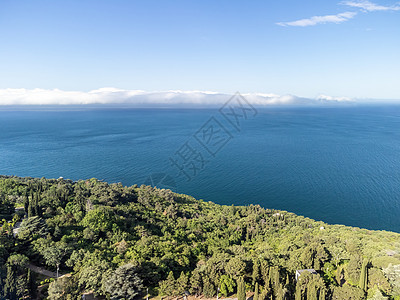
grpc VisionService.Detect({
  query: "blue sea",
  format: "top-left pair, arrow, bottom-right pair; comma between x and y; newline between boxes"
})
1,105 -> 400,232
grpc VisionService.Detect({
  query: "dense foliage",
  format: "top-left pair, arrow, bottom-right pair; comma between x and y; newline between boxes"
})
1,175 -> 400,299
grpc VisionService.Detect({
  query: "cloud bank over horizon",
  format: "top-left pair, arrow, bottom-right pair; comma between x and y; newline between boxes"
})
0,88 -> 357,107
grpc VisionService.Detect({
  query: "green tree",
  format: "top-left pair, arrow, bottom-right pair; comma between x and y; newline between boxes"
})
259,288 -> 269,300
54,225 -> 62,239
27,200 -> 33,218
66,249 -> 111,296
4,254 -> 29,300
367,287 -> 389,300
189,268 -> 203,296
27,268 -> 37,299
81,206 -> 116,233
254,282 -> 259,300
295,283 -> 302,300
0,193 -> 13,220
48,278 -> 65,300
176,271 -> 189,294
48,276 -> 77,300
319,287 -> 326,300
41,242 -> 69,278
306,281 -> 317,300
359,258 -> 368,292
260,261 -> 270,288
368,268 -> 391,294
17,216 -> 48,241
330,245 -> 347,268
219,275 -> 236,297
346,254 -> 362,285
203,276 -> 215,298
226,257 -> 246,280
252,259 -> 260,285
4,264 -> 16,300
332,285 -> 365,299
104,263 -> 143,300
159,271 -> 176,297
300,246 -> 315,269
269,266 -> 280,291
237,276 -> 246,300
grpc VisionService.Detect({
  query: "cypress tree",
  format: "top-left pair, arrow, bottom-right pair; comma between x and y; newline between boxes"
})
295,284 -> 302,300
27,200 -> 33,218
306,282 -> 317,300
4,265 -> 16,300
359,258 -> 368,292
16,275 -> 28,300
271,266 -> 280,291
276,284 -> 285,300
254,282 -> 259,300
176,271 -> 188,294
29,190 -> 34,212
160,271 -> 176,297
27,268 -> 37,298
261,263 -> 270,287
319,287 -> 326,300
237,276 -> 246,300
23,194 -> 29,215
263,281 -> 272,300
335,266 -> 342,285
34,193 -> 39,217
252,259 -> 260,285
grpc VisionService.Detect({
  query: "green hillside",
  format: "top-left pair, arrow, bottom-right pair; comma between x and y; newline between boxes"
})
1,175 -> 400,299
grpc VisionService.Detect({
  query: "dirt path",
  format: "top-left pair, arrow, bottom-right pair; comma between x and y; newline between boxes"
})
27,263 -> 69,278
28,263 -> 58,278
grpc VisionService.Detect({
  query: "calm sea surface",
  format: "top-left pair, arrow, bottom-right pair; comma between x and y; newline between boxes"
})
1,106 -> 400,232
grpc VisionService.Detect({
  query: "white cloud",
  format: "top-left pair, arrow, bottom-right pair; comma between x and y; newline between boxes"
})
0,88 -> 354,107
316,94 -> 352,102
342,0 -> 400,11
277,1 -> 400,27
277,11 -> 357,27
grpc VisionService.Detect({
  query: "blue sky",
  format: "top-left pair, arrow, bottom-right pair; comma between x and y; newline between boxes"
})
0,0 -> 399,102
